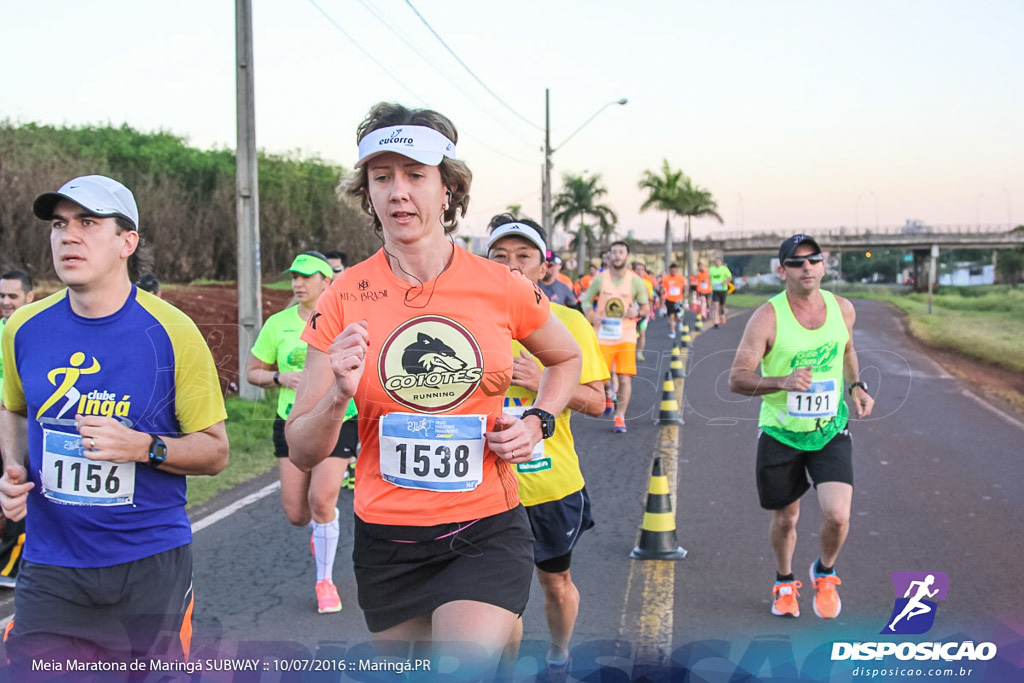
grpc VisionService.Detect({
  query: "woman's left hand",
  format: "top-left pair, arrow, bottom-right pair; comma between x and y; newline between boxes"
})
485,412 -> 538,464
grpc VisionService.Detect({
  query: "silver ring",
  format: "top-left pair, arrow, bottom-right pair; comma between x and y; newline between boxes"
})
511,450 -> 516,459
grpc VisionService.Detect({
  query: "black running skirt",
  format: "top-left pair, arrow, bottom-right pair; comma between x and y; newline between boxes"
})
353,505 -> 534,633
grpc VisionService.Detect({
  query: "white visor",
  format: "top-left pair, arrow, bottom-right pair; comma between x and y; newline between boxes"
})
356,125 -> 457,168
486,223 -> 547,255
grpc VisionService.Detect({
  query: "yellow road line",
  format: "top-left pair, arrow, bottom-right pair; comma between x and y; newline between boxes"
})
619,423 -> 681,663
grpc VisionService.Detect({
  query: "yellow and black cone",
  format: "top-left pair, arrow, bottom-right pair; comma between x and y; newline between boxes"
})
630,456 -> 688,560
694,315 -> 704,332
657,372 -> 684,425
669,346 -> 685,379
680,325 -> 693,348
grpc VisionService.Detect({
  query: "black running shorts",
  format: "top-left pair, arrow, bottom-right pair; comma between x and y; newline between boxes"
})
6,544 -> 194,674
756,429 -> 853,510
274,415 -> 355,459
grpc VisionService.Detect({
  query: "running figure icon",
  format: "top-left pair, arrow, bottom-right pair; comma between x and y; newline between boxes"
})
888,574 -> 939,631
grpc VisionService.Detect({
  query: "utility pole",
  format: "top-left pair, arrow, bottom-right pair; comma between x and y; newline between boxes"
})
542,88 -> 553,247
236,0 -> 263,401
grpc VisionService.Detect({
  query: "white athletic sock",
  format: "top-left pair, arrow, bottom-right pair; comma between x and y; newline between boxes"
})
312,508 -> 340,584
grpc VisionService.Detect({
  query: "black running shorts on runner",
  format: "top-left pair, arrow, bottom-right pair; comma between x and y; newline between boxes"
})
756,429 -> 854,510
274,415 -> 355,459
665,300 -> 683,317
526,487 -> 594,570
353,505 -> 534,633
712,290 -> 728,305
6,544 -> 194,674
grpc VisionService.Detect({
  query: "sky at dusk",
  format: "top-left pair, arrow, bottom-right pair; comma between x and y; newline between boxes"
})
2,0 -> 1021,245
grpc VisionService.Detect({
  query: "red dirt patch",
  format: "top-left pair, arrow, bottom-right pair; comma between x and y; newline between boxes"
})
162,284 -> 294,394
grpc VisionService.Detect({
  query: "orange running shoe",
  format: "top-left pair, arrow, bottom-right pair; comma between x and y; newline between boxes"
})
810,562 -> 842,618
613,416 -> 627,433
316,580 -> 342,613
771,580 -> 802,617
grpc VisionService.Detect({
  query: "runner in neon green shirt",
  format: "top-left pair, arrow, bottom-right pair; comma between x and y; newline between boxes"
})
247,251 -> 356,614
709,256 -> 733,327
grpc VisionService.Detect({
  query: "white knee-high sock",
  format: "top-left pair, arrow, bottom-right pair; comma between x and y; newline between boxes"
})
312,508 -> 340,584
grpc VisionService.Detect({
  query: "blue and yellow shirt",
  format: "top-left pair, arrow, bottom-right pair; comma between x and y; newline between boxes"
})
0,286 -> 227,568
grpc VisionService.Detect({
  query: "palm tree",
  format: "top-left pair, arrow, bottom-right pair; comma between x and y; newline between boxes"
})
553,173 -> 617,276
639,159 -> 687,272
639,160 -> 723,276
678,184 -> 724,276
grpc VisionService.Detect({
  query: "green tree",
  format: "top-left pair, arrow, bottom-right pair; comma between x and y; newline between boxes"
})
638,159 -> 687,272
678,182 -> 723,276
639,160 -> 722,275
553,173 -> 617,276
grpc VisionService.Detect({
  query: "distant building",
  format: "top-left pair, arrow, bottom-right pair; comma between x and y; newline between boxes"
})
939,264 -> 995,286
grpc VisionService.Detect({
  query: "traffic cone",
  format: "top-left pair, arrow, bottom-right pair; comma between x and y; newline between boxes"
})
630,456 -> 687,560
680,325 -> 693,348
669,346 -> 685,379
657,372 -> 683,425
694,314 -> 704,332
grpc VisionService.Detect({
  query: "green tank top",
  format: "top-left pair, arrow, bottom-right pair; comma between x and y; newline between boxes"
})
759,290 -> 849,450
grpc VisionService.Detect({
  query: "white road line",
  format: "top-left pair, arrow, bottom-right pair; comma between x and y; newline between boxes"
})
191,480 -> 281,534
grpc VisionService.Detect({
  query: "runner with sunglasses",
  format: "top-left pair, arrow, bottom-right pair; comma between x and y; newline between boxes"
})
729,234 -> 874,620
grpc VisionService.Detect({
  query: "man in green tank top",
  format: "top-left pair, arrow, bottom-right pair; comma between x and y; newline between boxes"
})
729,235 -> 874,620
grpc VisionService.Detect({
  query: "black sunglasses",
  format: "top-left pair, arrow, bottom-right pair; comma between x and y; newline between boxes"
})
783,254 -> 825,268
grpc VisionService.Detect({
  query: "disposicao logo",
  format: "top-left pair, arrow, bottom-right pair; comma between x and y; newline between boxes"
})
830,570 -> 998,663
882,570 -> 948,635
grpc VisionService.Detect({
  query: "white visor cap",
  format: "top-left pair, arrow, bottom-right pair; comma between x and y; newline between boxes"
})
486,223 -> 547,255
356,125 -> 456,168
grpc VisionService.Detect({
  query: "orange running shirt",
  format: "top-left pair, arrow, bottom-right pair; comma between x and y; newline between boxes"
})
694,270 -> 712,295
660,273 -> 687,302
301,248 -> 550,526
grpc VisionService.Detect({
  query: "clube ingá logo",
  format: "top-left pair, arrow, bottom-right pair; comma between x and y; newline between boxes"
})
881,570 -> 949,635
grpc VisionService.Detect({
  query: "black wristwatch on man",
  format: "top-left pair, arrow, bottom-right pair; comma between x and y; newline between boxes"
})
848,380 -> 868,396
147,434 -> 168,468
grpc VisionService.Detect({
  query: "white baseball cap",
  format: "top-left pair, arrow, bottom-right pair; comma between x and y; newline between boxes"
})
355,125 -> 456,168
34,175 -> 140,230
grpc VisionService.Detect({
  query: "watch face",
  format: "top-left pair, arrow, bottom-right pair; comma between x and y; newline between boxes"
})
151,438 -> 167,463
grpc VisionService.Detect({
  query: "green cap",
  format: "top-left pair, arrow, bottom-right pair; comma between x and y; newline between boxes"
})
286,253 -> 333,279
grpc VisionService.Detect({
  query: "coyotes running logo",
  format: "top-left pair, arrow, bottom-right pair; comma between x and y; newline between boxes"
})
379,315 -> 483,413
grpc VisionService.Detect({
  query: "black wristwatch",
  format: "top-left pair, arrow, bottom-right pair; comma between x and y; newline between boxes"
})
848,381 -> 868,396
521,408 -> 556,439
147,434 -> 168,468
273,371 -> 281,386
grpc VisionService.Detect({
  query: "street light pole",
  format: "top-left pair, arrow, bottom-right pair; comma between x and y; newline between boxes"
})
542,89 -> 552,245
541,91 -> 627,265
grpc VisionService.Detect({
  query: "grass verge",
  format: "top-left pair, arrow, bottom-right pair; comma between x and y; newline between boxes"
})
186,392 -> 279,508
848,286 -> 1024,373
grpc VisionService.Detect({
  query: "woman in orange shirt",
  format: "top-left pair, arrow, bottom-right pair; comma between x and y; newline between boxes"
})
286,103 -> 581,672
